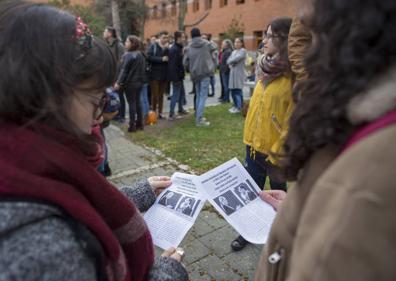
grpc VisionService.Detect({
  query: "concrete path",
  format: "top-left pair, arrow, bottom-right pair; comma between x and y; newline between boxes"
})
105,124 -> 263,281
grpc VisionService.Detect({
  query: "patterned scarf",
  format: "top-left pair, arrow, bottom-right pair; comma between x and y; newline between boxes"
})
0,122 -> 154,281
257,53 -> 288,86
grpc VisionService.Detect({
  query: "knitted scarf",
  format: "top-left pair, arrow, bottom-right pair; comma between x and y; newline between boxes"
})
257,53 -> 288,86
0,122 -> 154,281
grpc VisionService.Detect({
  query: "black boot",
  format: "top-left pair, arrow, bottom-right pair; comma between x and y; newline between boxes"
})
128,123 -> 136,132
103,163 -> 112,177
231,235 -> 249,251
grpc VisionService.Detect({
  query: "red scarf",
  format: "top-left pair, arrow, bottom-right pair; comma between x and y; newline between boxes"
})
342,109 -> 396,153
0,122 -> 154,281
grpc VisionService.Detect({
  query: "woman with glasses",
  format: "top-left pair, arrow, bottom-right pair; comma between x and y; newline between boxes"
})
0,2 -> 188,280
231,17 -> 294,251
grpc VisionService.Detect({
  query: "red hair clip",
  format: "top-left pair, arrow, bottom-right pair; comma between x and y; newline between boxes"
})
75,16 -> 93,50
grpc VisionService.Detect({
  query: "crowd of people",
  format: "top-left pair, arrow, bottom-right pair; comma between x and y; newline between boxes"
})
1,0 -> 396,280
104,25 -> 251,129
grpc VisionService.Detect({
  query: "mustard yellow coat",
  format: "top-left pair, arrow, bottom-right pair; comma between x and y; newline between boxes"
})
243,76 -> 294,165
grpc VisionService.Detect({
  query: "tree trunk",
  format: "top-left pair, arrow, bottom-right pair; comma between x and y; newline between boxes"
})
178,0 -> 187,31
111,0 -> 121,38
139,0 -> 145,37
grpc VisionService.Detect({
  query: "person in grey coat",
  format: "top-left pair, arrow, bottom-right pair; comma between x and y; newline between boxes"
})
0,2 -> 188,281
184,28 -> 217,126
227,37 -> 247,113
0,179 -> 188,281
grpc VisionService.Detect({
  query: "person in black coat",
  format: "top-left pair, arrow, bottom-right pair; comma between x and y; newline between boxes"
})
115,36 -> 146,132
148,31 -> 169,119
219,39 -> 233,103
167,31 -> 187,119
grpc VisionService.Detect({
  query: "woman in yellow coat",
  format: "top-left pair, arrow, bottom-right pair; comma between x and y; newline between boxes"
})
231,17 -> 294,251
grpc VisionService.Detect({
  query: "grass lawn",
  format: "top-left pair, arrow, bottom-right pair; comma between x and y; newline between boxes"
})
126,103 -> 246,174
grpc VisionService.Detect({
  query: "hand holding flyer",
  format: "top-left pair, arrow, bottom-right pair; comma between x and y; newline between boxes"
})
143,158 -> 277,249
195,158 -> 276,244
144,173 -> 206,250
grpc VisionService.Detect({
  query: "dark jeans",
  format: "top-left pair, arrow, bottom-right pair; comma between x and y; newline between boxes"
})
181,82 -> 187,107
125,83 -> 143,128
191,81 -> 196,94
117,89 -> 126,120
220,71 -> 230,102
97,127 -> 108,172
244,145 -> 287,191
169,81 -> 184,115
210,75 -> 215,94
231,88 -> 243,109
219,71 -> 225,99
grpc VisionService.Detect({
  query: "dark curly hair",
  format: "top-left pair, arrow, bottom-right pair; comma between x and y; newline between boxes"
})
126,35 -> 141,51
283,0 -> 396,180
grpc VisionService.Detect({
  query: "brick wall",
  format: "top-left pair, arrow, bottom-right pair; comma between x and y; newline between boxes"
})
69,0 -> 91,5
144,0 -> 298,50
34,0 -> 91,5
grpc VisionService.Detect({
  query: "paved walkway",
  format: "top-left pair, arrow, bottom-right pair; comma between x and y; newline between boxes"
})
105,124 -> 263,281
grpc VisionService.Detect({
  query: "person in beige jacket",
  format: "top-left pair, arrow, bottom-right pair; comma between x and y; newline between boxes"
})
287,17 -> 311,83
255,0 -> 396,280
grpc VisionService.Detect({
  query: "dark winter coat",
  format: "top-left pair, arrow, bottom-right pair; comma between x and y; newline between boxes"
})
116,51 -> 147,87
167,43 -> 185,82
220,47 -> 232,74
148,42 -> 169,81
106,38 -> 125,65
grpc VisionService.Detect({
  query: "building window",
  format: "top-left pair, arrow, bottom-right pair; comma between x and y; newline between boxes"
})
253,30 -> 263,48
171,1 -> 177,16
204,0 -> 212,10
219,0 -> 228,8
236,0 -> 245,4
152,5 -> 158,19
193,0 -> 199,12
161,3 -> 167,18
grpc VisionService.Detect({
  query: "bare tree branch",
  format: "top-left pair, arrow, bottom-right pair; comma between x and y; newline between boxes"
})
183,11 -> 209,30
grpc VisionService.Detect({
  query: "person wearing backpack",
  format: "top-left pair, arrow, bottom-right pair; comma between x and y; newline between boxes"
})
103,26 -> 126,122
183,28 -> 217,127
97,87 -> 120,177
255,0 -> 396,280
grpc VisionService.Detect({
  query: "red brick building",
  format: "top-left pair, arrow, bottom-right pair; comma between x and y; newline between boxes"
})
69,0 -> 91,5
144,0 -> 298,50
35,0 -> 90,4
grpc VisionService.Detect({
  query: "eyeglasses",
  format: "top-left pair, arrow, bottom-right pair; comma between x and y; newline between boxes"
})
263,31 -> 280,40
86,92 -> 109,120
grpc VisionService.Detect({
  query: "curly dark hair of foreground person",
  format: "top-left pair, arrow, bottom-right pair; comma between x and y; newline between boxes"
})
282,0 -> 396,180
